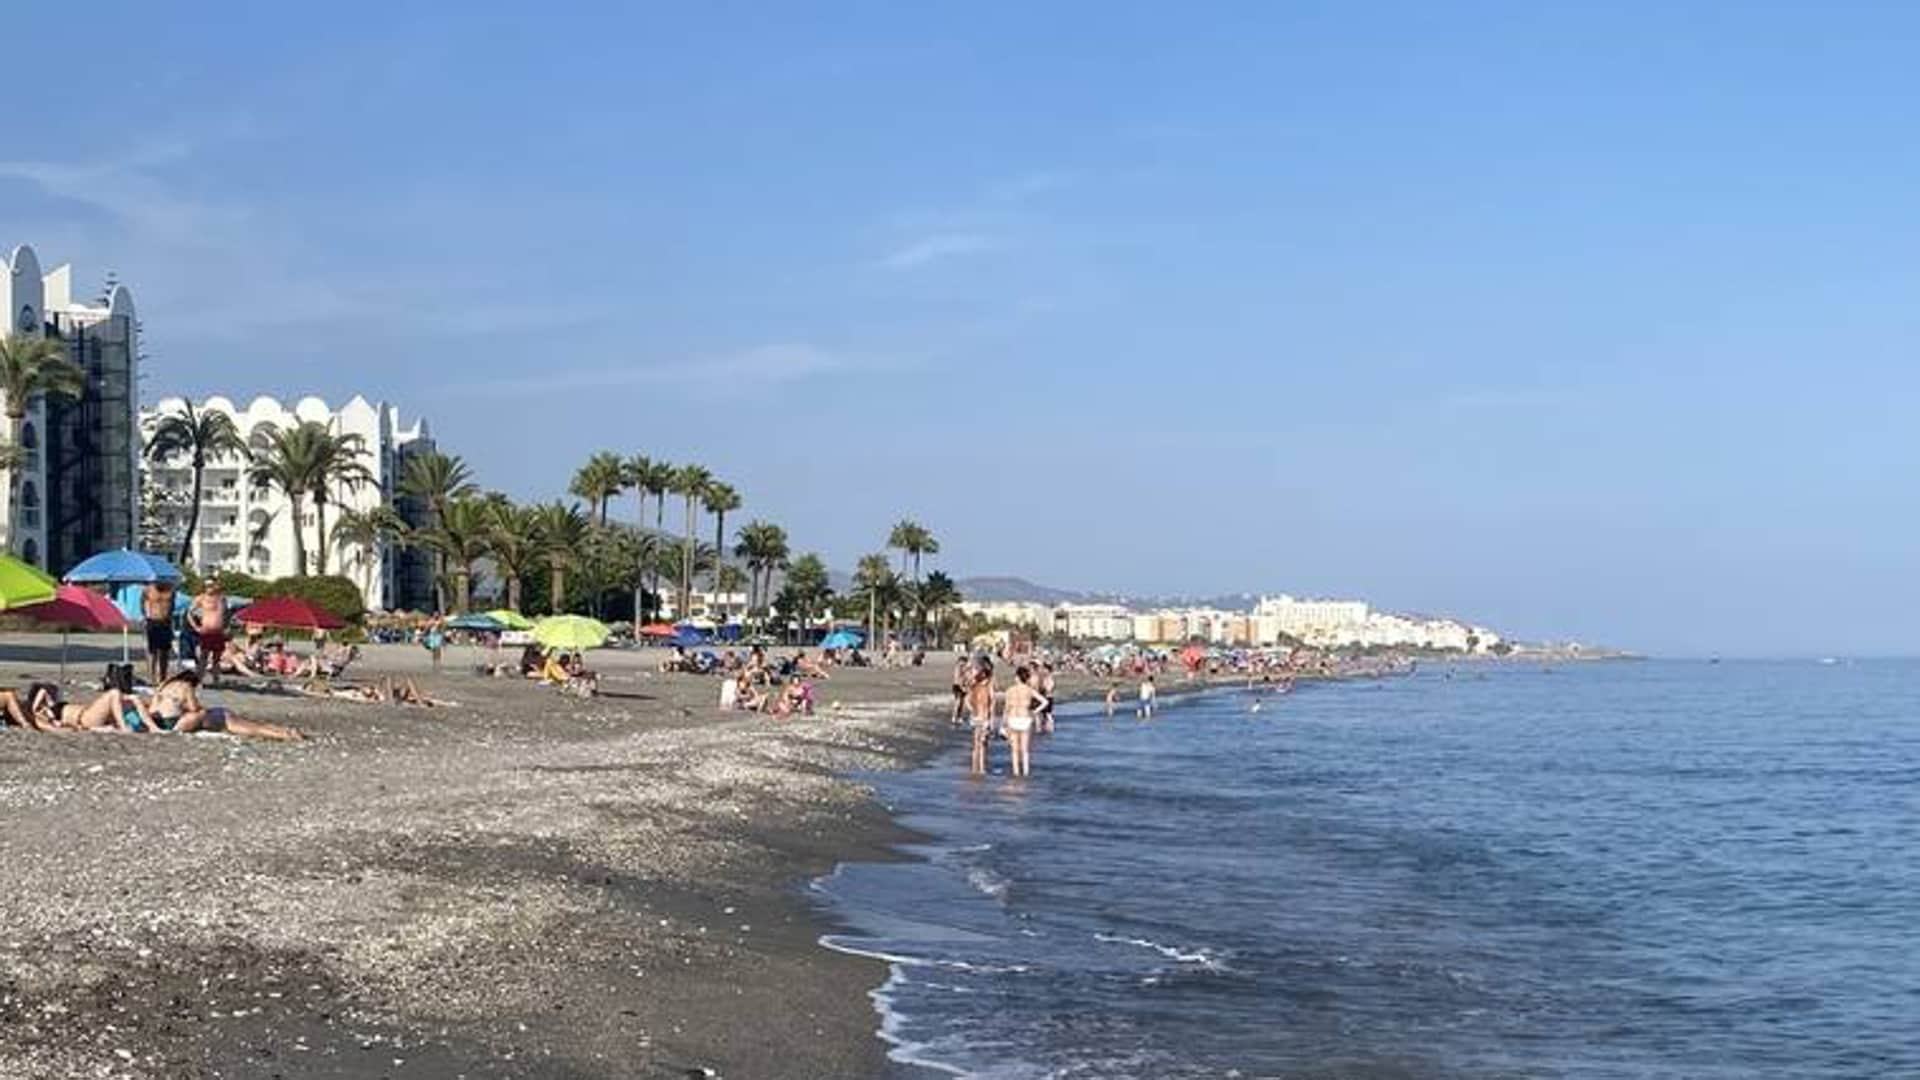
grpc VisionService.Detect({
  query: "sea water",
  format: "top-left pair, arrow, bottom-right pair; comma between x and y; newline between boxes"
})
814,661 -> 1920,1078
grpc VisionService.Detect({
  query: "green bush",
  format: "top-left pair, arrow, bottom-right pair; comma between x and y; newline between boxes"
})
263,575 -> 367,625
210,570 -> 274,598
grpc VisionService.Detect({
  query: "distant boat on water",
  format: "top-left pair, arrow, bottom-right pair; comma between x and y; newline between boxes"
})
1818,657 -> 1840,666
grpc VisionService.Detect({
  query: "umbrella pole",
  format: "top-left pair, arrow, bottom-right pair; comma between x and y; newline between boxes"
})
122,623 -> 131,664
61,628 -> 69,684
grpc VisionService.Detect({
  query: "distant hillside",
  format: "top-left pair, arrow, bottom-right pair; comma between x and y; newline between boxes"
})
956,576 -> 1098,605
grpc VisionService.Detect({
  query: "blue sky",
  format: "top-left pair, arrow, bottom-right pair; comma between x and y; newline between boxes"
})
6,3 -> 1920,655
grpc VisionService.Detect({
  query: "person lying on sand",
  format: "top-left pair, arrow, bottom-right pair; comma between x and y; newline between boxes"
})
23,685 -> 154,732
151,671 -> 304,741
790,651 -> 830,680
318,677 -> 452,707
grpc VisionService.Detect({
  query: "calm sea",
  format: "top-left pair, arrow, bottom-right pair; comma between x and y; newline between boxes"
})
814,660 -> 1920,1078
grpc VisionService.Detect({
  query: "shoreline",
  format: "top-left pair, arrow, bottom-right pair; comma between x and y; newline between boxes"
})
0,636 -> 969,1079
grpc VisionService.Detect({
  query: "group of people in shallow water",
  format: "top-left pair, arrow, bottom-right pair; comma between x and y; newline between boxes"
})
955,654 -> 1059,778
0,669 -> 303,741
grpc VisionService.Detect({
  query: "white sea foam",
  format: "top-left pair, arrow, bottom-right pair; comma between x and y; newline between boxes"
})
1094,933 -> 1230,972
966,866 -> 1012,900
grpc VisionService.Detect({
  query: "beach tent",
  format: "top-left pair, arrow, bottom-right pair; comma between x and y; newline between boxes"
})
17,584 -> 129,682
819,629 -> 863,650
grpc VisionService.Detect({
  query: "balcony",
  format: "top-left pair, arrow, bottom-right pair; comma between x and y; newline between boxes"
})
203,488 -> 242,506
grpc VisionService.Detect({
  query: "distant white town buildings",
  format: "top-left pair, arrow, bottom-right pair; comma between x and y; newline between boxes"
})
958,592 -> 1501,653
140,395 -> 436,610
0,244 -> 139,571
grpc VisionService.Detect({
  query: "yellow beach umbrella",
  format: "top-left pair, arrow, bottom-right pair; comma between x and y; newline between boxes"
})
533,615 -> 610,651
0,555 -> 58,611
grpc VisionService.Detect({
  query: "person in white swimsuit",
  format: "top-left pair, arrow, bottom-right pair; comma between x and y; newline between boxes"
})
1001,665 -> 1048,778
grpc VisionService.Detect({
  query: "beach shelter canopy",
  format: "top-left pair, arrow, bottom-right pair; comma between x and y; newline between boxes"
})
484,609 -> 535,630
235,596 -> 345,631
819,629 -> 863,650
63,548 -> 182,585
533,615 -> 611,651
0,554 -> 58,611
18,584 -> 130,630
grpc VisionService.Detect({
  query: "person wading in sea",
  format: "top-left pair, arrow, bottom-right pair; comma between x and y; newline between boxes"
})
967,655 -> 996,776
1002,665 -> 1048,778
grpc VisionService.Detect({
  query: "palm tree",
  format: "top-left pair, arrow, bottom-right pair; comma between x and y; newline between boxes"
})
638,458 -> 675,605
776,553 -> 833,642
144,401 -> 248,567
569,451 -> 626,527
622,454 -> 653,528
400,450 -> 475,611
486,500 -> 543,612
916,570 -> 962,647
854,553 -> 898,649
703,481 -> 741,598
247,422 -> 330,575
531,502 -> 586,614
331,505 -> 406,604
671,464 -> 713,619
307,428 -> 374,576
423,496 -> 493,612
887,520 -> 940,633
733,520 -> 789,617
0,333 -> 85,554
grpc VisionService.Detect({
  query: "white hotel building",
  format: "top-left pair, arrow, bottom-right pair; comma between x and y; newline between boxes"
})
140,395 -> 435,609
1,244 -> 140,571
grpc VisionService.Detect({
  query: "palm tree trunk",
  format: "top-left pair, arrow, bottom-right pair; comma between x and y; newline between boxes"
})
508,575 -> 522,612
288,494 -> 308,577
712,512 -> 726,597
180,455 -> 205,566
2,412 -> 17,556
550,564 -> 565,613
456,566 -> 472,613
681,495 -> 695,620
313,495 -> 329,576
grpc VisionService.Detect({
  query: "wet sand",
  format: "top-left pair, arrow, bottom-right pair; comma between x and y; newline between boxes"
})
0,635 -> 977,1079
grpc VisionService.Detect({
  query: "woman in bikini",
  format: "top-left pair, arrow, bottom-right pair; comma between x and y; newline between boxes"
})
151,670 -> 305,741
1000,665 -> 1048,778
24,685 -> 154,732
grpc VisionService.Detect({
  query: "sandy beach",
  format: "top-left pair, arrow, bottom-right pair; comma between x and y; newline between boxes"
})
0,635 -> 980,1079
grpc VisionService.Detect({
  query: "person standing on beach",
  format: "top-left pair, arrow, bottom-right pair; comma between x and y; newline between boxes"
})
424,614 -> 446,673
189,581 -> 228,686
142,581 -> 176,684
950,653 -> 971,727
1138,674 -> 1156,719
967,655 -> 996,776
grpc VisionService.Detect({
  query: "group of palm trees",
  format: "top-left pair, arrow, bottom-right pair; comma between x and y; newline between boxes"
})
136,412 -> 963,633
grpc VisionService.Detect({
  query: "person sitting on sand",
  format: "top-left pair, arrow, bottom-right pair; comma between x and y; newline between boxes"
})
792,651 -> 830,680
768,678 -> 808,720
297,642 -> 358,680
150,671 -> 304,741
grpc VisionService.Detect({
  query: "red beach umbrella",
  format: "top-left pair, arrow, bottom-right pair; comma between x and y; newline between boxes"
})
235,596 -> 345,632
639,622 -> 676,637
17,584 -> 132,682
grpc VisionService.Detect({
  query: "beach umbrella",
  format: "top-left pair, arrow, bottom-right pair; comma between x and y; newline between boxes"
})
669,626 -> 708,648
447,612 -> 506,632
64,549 -> 183,661
639,622 -> 676,638
484,609 -> 534,630
17,583 -> 130,681
533,615 -> 610,651
235,596 -> 345,632
0,554 -> 58,611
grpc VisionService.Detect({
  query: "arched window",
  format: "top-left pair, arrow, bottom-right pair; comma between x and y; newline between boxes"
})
20,537 -> 38,566
20,480 -> 39,508
18,422 -> 36,449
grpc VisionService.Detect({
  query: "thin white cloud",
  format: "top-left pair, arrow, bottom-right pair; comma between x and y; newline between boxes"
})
876,232 -> 1000,271
444,343 -> 867,397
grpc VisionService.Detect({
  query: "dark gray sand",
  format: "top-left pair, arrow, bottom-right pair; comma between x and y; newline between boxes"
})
0,637 -> 988,1079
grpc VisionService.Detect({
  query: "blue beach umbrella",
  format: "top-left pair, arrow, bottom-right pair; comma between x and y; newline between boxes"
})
670,625 -> 708,648
446,612 -> 506,632
67,550 -> 183,661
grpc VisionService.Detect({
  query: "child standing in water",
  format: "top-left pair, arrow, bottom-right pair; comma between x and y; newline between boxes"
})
1138,674 -> 1156,719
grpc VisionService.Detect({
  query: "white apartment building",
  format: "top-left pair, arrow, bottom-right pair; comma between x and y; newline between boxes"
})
956,600 -> 1053,629
1,244 -> 139,571
1056,603 -> 1135,642
1253,595 -> 1372,639
140,395 -> 434,609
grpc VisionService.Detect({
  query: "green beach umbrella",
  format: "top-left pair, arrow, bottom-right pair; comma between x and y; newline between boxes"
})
486,608 -> 535,631
533,615 -> 610,651
0,555 -> 58,611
